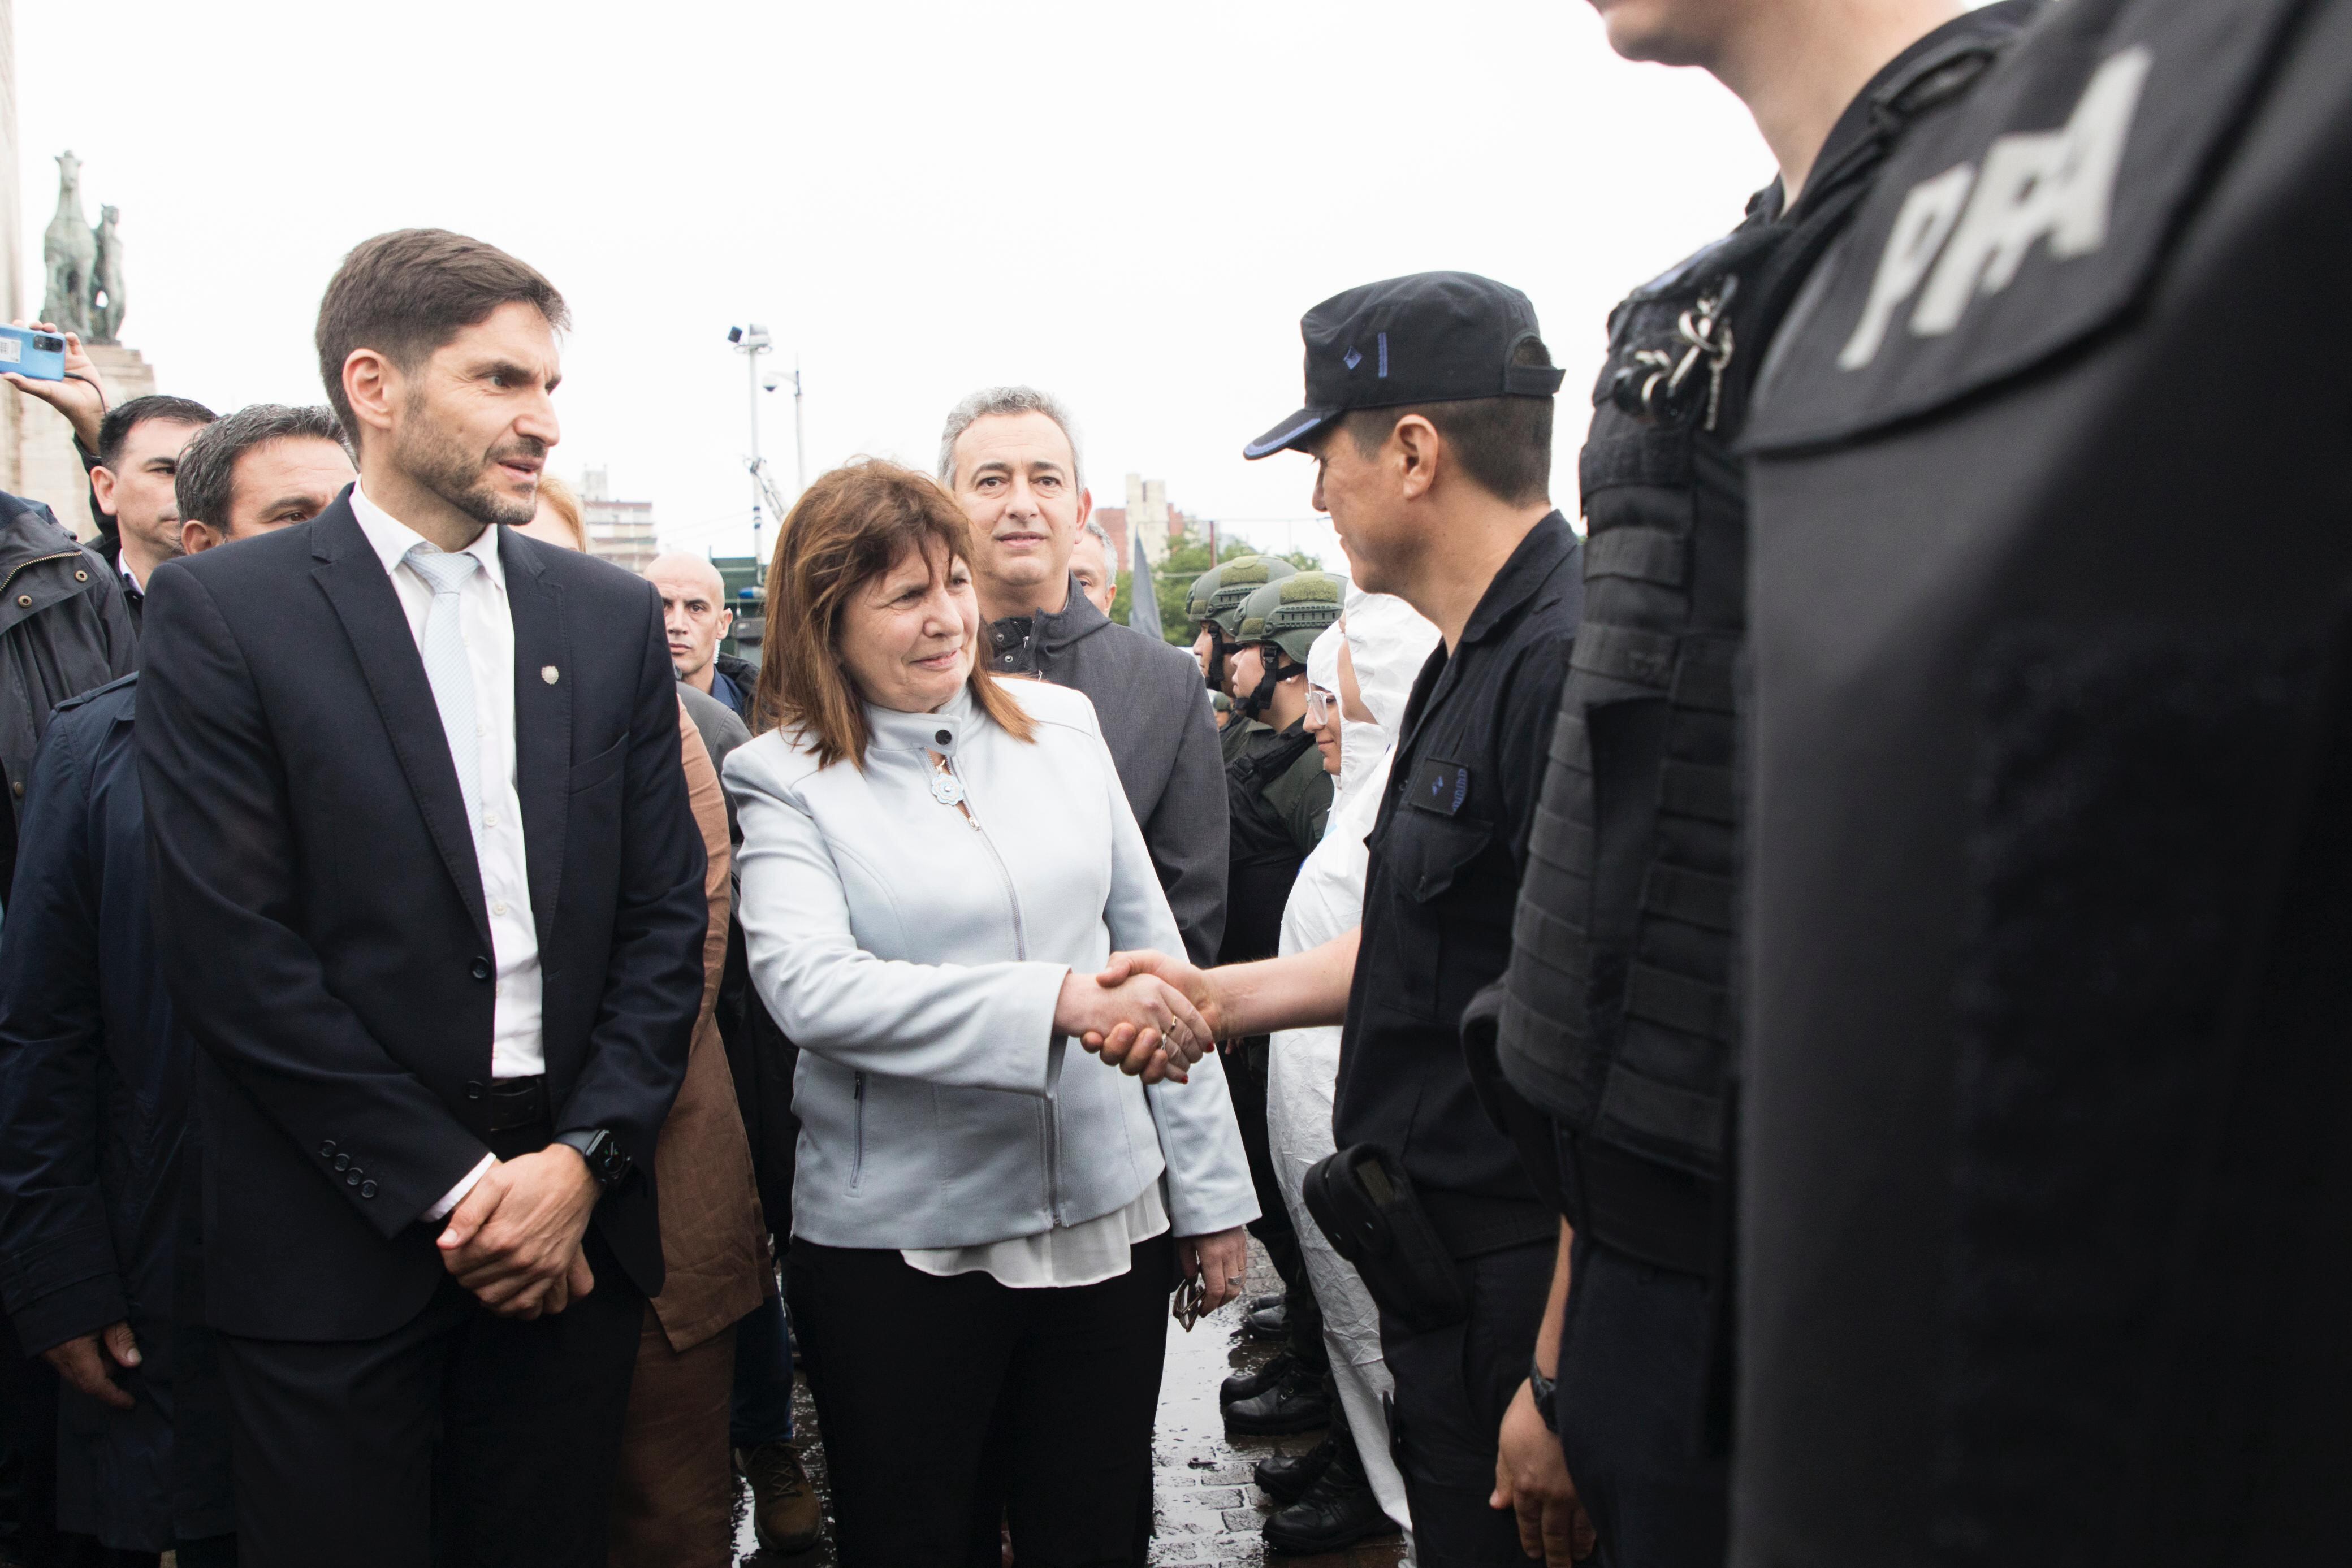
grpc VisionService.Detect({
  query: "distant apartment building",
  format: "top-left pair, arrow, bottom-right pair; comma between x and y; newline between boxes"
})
578,467 -> 659,576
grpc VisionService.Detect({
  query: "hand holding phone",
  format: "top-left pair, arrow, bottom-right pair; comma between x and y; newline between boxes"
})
0,323 -> 106,451
0,326 -> 69,381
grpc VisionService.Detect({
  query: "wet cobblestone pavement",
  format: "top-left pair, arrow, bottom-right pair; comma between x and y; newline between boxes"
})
730,1242 -> 1408,1567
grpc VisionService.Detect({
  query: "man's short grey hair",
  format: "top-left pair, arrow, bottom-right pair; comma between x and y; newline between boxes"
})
1081,518 -> 1112,550
937,385 -> 1083,490
175,404 -> 351,533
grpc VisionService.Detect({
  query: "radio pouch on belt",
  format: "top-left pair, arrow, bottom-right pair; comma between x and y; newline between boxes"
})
1302,1143 -> 1470,1332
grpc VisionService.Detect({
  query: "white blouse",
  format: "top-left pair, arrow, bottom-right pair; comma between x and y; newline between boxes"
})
902,1180 -> 1171,1289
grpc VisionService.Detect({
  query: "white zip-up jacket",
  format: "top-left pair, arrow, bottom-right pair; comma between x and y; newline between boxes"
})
723,678 -> 1256,1251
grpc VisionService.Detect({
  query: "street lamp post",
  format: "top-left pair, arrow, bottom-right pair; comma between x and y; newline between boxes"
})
792,356 -> 806,495
727,323 -> 773,569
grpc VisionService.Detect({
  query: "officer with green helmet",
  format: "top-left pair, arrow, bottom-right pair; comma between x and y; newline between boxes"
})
1214,568 -> 1346,1438
1184,561 -> 1228,690
1223,569 -> 1344,959
1198,556 -> 1298,759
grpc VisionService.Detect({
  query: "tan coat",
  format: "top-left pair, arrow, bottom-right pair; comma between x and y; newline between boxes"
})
647,699 -> 769,1352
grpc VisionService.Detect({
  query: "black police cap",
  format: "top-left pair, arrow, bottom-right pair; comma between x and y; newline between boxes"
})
1243,271 -> 1566,460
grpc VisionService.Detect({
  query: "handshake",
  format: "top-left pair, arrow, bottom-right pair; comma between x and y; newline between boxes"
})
1054,951 -> 1222,1086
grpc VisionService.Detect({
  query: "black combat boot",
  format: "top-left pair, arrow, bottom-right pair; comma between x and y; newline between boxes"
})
1251,1435 -> 1334,1505
1220,1348 -> 1294,1407
1222,1356 -> 1331,1435
1242,1293 -> 1287,1342
1262,1439 -> 1398,1554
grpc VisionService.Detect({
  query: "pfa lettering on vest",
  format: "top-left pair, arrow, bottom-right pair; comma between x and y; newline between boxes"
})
1840,47 -> 2153,370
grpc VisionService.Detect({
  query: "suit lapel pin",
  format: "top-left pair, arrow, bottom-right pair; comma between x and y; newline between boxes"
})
541,665 -> 560,685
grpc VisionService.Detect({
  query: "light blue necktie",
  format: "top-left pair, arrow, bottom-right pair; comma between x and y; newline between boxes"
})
404,543 -> 484,832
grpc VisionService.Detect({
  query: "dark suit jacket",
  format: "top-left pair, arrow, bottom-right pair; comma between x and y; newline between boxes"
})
136,493 -> 707,1341
0,674 -> 231,1549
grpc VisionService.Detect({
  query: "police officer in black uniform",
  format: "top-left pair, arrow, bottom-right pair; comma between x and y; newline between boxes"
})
1091,271 -> 1583,1566
1729,0 -> 2352,1562
1216,571 -> 1342,1437
1482,1 -> 2035,1562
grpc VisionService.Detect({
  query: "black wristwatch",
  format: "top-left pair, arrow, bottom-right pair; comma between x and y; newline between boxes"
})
554,1129 -> 633,1192
1529,1357 -> 1559,1434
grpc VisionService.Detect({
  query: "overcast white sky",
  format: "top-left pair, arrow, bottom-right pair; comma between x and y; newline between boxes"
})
18,0 -> 1767,568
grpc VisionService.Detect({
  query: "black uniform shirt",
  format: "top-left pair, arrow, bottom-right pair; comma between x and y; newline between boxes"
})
1334,512 -> 1584,1213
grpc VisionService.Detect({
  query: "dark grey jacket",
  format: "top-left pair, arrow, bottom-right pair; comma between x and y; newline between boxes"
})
0,492 -> 139,896
985,575 -> 1228,964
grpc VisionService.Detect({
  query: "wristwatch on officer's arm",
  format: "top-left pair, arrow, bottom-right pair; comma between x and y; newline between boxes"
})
553,1129 -> 633,1193
1529,1355 -> 1560,1433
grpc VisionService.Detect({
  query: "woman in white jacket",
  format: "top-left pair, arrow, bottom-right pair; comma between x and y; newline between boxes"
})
721,460 -> 1256,1567
1261,589 -> 1440,1549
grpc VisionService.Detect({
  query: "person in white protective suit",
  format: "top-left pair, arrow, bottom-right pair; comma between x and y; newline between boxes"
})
1259,586 -> 1441,1552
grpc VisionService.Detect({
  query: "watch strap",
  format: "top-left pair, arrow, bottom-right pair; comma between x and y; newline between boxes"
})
1529,1357 -> 1559,1434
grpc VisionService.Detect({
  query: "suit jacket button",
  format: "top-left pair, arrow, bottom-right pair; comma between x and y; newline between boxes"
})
345,1171 -> 361,1187
470,958 -> 492,981
319,1140 -> 337,1158
465,1081 -> 485,1100
333,1154 -> 350,1171
360,1181 -> 377,1199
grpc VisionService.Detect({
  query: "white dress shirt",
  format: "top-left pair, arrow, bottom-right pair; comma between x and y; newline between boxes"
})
349,487 -> 546,1219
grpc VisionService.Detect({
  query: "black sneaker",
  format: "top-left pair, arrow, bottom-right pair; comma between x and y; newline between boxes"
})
1223,1359 -> 1331,1436
1251,1436 -> 1334,1505
1262,1445 -> 1399,1555
1243,1294 -> 1289,1341
1221,1349 -> 1295,1408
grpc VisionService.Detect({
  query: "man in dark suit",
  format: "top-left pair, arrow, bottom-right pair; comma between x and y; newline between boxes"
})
0,403 -> 356,1568
136,229 -> 708,1568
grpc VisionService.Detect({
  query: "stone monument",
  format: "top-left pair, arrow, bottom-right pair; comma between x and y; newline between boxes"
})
16,150 -> 157,531
38,150 -> 94,336
91,206 -> 124,344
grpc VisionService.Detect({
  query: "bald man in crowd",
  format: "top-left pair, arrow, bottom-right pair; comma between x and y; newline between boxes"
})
646,553 -> 755,722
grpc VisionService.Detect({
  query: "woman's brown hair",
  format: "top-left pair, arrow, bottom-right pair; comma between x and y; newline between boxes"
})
752,458 -> 1035,768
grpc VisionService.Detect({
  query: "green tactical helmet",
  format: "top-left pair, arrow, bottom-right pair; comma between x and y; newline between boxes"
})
1238,570 -> 1346,664
1184,562 -> 1228,626
1206,555 -> 1298,639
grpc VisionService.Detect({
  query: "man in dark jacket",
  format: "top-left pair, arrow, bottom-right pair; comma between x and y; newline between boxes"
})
647,553 -> 757,724
0,323 -> 214,631
0,404 -> 356,1566
0,488 -> 136,902
942,384 -> 1229,965
84,396 -> 218,628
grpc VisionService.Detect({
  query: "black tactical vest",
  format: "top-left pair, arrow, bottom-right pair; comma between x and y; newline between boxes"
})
1732,0 -> 2352,1561
1495,10 -> 2031,1189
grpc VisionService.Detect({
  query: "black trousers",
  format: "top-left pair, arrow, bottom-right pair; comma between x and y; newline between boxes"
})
1377,1239 -> 1555,1568
1553,1234 -> 1728,1568
788,1232 -> 1173,1568
214,1156 -> 643,1568
1225,1037 -> 1328,1374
